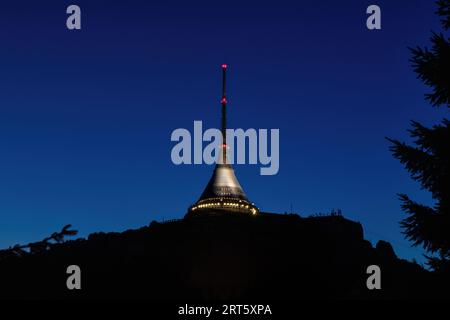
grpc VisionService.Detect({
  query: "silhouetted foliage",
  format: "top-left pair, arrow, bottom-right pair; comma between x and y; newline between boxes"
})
0,224 -> 78,261
437,0 -> 450,37
388,0 -> 450,272
410,1 -> 450,107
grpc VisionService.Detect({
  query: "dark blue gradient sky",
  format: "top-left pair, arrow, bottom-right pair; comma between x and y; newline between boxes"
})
0,0 -> 446,263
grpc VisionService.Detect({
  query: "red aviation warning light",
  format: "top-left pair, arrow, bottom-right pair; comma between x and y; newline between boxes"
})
221,64 -> 227,105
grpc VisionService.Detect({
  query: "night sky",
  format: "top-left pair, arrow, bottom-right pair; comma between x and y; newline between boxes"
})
0,0 -> 447,263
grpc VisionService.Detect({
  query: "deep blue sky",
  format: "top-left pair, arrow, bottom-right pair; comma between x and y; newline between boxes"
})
0,0 -> 447,263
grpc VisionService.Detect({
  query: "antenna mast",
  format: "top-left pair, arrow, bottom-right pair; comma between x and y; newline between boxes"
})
221,64 -> 228,164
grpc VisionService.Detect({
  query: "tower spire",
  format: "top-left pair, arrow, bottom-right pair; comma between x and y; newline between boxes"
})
187,64 -> 259,217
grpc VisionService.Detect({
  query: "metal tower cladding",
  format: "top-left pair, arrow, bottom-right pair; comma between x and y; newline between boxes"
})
188,65 -> 259,216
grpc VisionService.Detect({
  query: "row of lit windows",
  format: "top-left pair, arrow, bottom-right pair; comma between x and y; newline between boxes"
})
192,202 -> 249,209
191,202 -> 258,215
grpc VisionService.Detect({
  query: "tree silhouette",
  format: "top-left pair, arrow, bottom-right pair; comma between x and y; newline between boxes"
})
387,0 -> 450,272
0,224 -> 78,260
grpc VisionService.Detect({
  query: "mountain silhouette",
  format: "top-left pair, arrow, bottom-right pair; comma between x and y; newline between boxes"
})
0,211 -> 447,299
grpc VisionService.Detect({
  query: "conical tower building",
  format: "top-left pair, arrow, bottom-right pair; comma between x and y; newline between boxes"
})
188,65 -> 259,216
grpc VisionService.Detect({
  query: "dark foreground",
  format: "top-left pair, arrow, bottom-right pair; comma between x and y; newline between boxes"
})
0,212 -> 447,299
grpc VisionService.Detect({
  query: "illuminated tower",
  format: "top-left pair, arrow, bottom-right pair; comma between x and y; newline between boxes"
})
188,65 -> 259,216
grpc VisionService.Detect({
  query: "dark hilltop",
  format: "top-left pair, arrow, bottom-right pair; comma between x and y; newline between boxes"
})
0,211 -> 446,300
